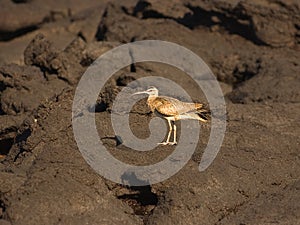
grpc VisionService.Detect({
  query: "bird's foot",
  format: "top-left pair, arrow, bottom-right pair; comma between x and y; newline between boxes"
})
168,142 -> 177,145
158,142 -> 169,146
158,142 -> 177,146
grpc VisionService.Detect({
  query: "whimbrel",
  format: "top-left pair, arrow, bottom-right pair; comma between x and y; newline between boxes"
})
133,87 -> 210,145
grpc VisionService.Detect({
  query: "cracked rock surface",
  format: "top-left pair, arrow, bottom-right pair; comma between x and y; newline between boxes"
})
0,0 -> 299,224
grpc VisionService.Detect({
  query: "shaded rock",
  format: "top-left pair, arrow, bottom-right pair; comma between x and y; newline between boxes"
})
2,91 -> 143,225
0,0 -> 109,36
227,53 -> 300,103
24,34 -> 86,84
147,102 -> 300,224
50,37 -> 86,84
33,0 -> 109,18
24,33 -> 58,71
96,3 -> 193,43
235,1 -> 299,47
0,172 -> 26,194
81,41 -> 119,66
0,1 -> 299,224
0,0 -> 45,35
133,0 -> 191,19
0,114 -> 27,158
251,14 -> 296,47
0,22 -> 79,65
219,180 -> 300,224
0,64 -> 67,115
69,5 -> 108,43
0,220 -> 11,225
116,73 -> 137,86
99,80 -> 121,111
179,0 -> 299,48
212,54 -> 261,86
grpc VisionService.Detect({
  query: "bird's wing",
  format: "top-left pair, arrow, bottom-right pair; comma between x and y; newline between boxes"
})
155,96 -> 201,116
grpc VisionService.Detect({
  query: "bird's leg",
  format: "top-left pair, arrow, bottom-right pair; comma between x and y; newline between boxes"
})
158,118 -> 172,145
169,122 -> 177,145
165,119 -> 173,144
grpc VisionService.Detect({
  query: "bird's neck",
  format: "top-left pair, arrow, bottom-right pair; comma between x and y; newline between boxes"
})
147,95 -> 157,111
147,95 -> 157,102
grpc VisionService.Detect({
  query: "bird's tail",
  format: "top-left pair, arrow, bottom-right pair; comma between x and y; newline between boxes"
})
196,105 -> 211,122
184,103 -> 210,122
196,111 -> 210,122
185,111 -> 210,122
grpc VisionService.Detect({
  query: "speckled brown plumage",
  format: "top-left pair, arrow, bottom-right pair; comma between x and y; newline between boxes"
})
147,95 -> 205,118
133,87 -> 210,145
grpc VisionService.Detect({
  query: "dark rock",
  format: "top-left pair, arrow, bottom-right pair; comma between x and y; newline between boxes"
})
0,64 -> 66,115
0,0 -> 45,35
0,1 -> 299,224
116,74 -> 136,86
237,1 -> 299,47
24,34 -> 86,84
227,53 -> 300,103
24,33 -> 58,71
133,0 -> 191,19
50,37 -> 86,84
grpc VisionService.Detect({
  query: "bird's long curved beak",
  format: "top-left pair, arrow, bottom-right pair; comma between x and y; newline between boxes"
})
132,91 -> 148,96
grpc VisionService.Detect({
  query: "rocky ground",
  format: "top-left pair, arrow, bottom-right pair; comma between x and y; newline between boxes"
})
0,0 -> 299,224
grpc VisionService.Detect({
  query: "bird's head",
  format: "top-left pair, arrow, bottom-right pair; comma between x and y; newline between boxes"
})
132,86 -> 158,97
